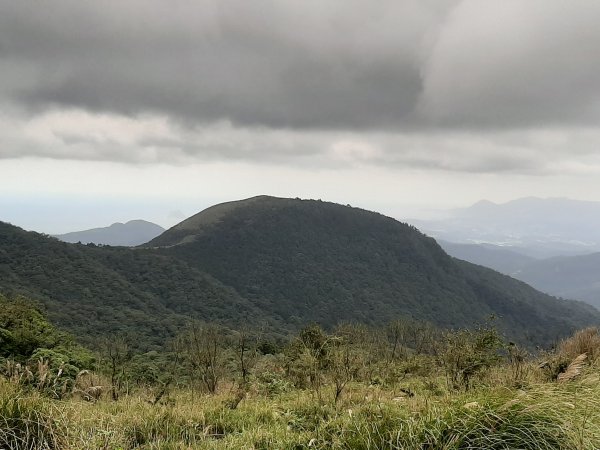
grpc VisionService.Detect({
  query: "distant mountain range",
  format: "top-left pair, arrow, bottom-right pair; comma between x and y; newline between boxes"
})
411,197 -> 600,308
55,220 -> 165,246
438,241 -> 536,275
439,240 -> 600,308
410,197 -> 600,258
1,195 -> 597,349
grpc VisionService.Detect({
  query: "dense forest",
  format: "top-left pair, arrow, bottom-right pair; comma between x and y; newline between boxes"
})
1,196 -> 599,350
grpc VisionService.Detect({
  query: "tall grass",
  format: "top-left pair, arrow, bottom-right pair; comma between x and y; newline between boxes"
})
0,382 -> 64,449
1,367 -> 600,449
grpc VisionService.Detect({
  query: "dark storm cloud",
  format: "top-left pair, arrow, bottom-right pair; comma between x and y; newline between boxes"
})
0,0 -> 452,129
3,0 -> 599,130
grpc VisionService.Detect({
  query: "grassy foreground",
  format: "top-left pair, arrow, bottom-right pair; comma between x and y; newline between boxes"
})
2,367 -> 600,450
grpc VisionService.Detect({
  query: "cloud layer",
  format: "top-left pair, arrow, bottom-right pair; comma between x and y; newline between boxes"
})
1,0 -> 600,171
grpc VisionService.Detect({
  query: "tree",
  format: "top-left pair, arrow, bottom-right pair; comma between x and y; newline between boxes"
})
285,325 -> 331,399
235,327 -> 261,386
179,322 -> 226,394
100,334 -> 132,400
329,324 -> 367,404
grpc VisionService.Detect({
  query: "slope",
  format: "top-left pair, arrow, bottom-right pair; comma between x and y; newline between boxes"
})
55,220 -> 165,246
438,241 -> 537,275
148,196 -> 600,347
0,221 -> 268,348
515,252 -> 600,308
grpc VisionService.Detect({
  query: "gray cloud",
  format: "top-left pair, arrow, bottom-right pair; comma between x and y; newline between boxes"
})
0,0 -> 453,129
3,0 -> 599,130
2,0 -> 600,174
418,1 -> 600,128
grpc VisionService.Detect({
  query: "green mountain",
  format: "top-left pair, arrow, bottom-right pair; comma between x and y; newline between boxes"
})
147,196 -> 600,346
55,219 -> 165,246
0,221 -> 270,348
1,196 -> 598,349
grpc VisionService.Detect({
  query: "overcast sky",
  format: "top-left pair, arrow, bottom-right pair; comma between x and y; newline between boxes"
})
2,0 -> 600,233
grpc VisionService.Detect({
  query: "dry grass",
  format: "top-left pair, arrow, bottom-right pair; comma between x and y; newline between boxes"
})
4,324 -> 600,449
2,366 -> 600,449
560,327 -> 600,362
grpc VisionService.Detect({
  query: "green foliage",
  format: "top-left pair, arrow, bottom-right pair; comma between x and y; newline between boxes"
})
439,323 -> 504,390
0,295 -> 95,399
0,295 -> 63,360
1,196 -> 598,351
255,370 -> 292,397
1,324 -> 600,448
0,294 -> 92,368
421,402 -> 569,450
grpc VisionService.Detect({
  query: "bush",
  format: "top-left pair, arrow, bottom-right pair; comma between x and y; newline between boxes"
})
439,324 -> 504,390
256,370 -> 292,397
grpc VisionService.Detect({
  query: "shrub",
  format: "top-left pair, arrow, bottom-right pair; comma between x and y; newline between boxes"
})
439,324 -> 504,390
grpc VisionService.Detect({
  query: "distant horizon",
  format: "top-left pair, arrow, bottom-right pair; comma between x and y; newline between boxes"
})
3,3 -> 600,236
6,193 -> 600,235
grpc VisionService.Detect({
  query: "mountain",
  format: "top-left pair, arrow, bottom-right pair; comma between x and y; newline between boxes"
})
438,240 -> 600,309
55,220 -> 165,246
146,195 -> 599,346
514,252 -> 600,308
410,197 -> 600,258
0,221 -> 270,348
438,240 -> 536,275
0,195 -> 598,349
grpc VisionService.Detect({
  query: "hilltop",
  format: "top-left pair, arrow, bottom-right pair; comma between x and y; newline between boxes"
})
147,196 -> 599,346
55,220 -> 165,246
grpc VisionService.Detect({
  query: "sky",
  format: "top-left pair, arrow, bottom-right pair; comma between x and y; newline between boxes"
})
2,0 -> 600,233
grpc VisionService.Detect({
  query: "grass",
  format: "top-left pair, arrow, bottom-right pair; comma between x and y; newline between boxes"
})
0,381 -> 64,449
3,326 -> 600,449
2,369 -> 600,449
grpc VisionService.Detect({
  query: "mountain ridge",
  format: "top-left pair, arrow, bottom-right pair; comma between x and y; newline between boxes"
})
1,196 -> 598,349
148,196 -> 599,346
55,219 -> 165,246
409,197 -> 600,258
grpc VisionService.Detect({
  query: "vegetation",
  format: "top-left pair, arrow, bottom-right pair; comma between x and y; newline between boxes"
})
1,196 -> 597,351
2,300 -> 600,449
151,196 -> 599,347
2,196 -> 598,447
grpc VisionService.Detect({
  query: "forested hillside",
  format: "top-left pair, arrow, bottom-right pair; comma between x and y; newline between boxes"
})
0,222 -> 271,348
1,196 -> 598,349
148,196 -> 600,347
